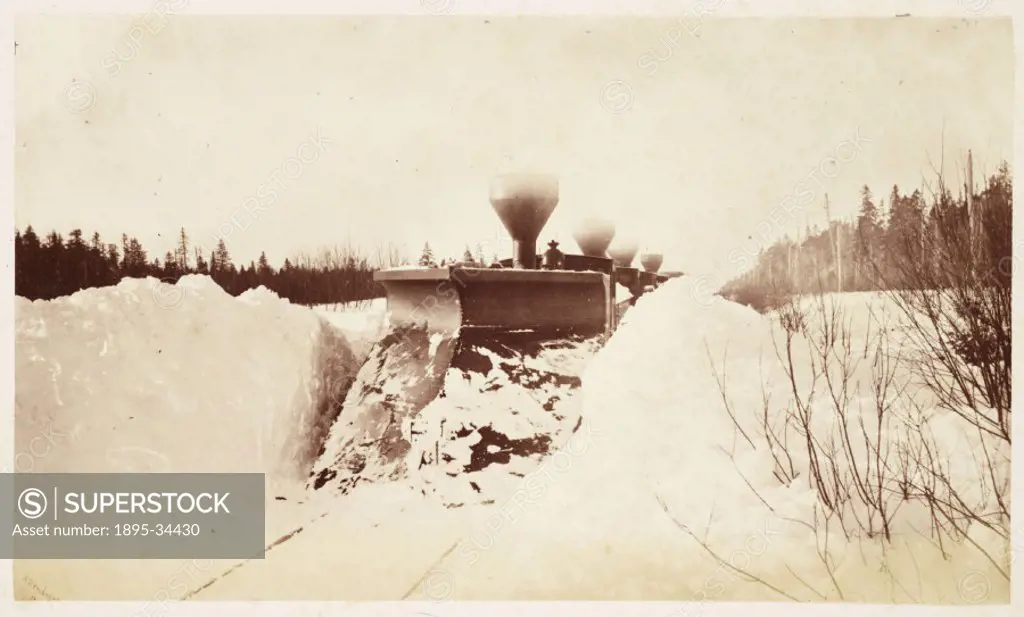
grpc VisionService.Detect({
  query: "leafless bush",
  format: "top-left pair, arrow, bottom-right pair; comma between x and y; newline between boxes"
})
677,161 -> 1011,602
880,185 -> 1011,443
700,288 -> 1009,601
373,241 -> 409,270
873,166 -> 1012,569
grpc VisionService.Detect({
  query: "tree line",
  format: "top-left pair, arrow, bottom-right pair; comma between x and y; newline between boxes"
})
722,159 -> 1012,306
13,226 -> 404,306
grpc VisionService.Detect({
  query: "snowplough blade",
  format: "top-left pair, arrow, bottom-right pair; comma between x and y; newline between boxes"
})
375,267 -> 464,338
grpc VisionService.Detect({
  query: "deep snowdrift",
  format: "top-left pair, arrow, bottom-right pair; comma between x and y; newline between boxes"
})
13,276 -> 380,600
397,277 -> 1011,601
14,275 -> 369,489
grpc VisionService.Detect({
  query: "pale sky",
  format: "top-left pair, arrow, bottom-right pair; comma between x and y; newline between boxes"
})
14,15 -> 1013,276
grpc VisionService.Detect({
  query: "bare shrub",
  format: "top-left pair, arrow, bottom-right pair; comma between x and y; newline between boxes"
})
678,162 -> 1012,601
871,165 -> 1012,567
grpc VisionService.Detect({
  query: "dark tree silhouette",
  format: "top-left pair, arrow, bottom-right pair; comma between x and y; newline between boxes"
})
721,160 -> 1012,306
13,226 -> 404,306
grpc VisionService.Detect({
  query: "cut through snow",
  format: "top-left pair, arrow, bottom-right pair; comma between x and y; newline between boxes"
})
12,274 -> 1010,603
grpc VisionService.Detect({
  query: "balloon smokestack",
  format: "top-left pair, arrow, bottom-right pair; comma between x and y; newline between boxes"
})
489,174 -> 560,269
573,218 -> 616,257
607,240 -> 639,267
640,252 -> 663,273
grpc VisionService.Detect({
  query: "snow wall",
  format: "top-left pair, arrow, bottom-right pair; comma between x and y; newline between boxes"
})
13,275 -> 377,495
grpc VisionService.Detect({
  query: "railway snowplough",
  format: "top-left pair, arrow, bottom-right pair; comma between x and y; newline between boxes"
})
308,174 -> 672,504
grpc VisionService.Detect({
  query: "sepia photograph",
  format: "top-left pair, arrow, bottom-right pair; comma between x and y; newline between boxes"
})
8,0 -> 1016,609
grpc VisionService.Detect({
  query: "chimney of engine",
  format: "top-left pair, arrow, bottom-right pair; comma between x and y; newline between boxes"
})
489,173 -> 560,269
640,252 -> 664,273
573,218 -> 616,257
607,239 -> 639,267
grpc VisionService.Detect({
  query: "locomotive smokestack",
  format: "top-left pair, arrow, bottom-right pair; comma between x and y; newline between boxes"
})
573,218 -> 616,257
607,239 -> 639,267
489,173 -> 559,269
640,252 -> 663,273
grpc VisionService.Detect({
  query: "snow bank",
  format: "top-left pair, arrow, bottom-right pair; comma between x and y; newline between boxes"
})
402,277 -> 782,599
15,275 -> 363,489
577,279 -> 1009,602
405,276 -> 1010,602
13,275 -> 382,600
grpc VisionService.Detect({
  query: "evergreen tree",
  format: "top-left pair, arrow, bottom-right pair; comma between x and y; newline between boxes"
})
855,185 -> 882,288
163,251 -> 178,277
257,251 -> 272,275
214,239 -> 232,271
106,243 -> 120,277
418,242 -> 435,267
194,247 -> 209,274
177,227 -> 190,271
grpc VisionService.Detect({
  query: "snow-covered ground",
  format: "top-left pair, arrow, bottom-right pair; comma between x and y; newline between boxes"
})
11,274 -> 1010,603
